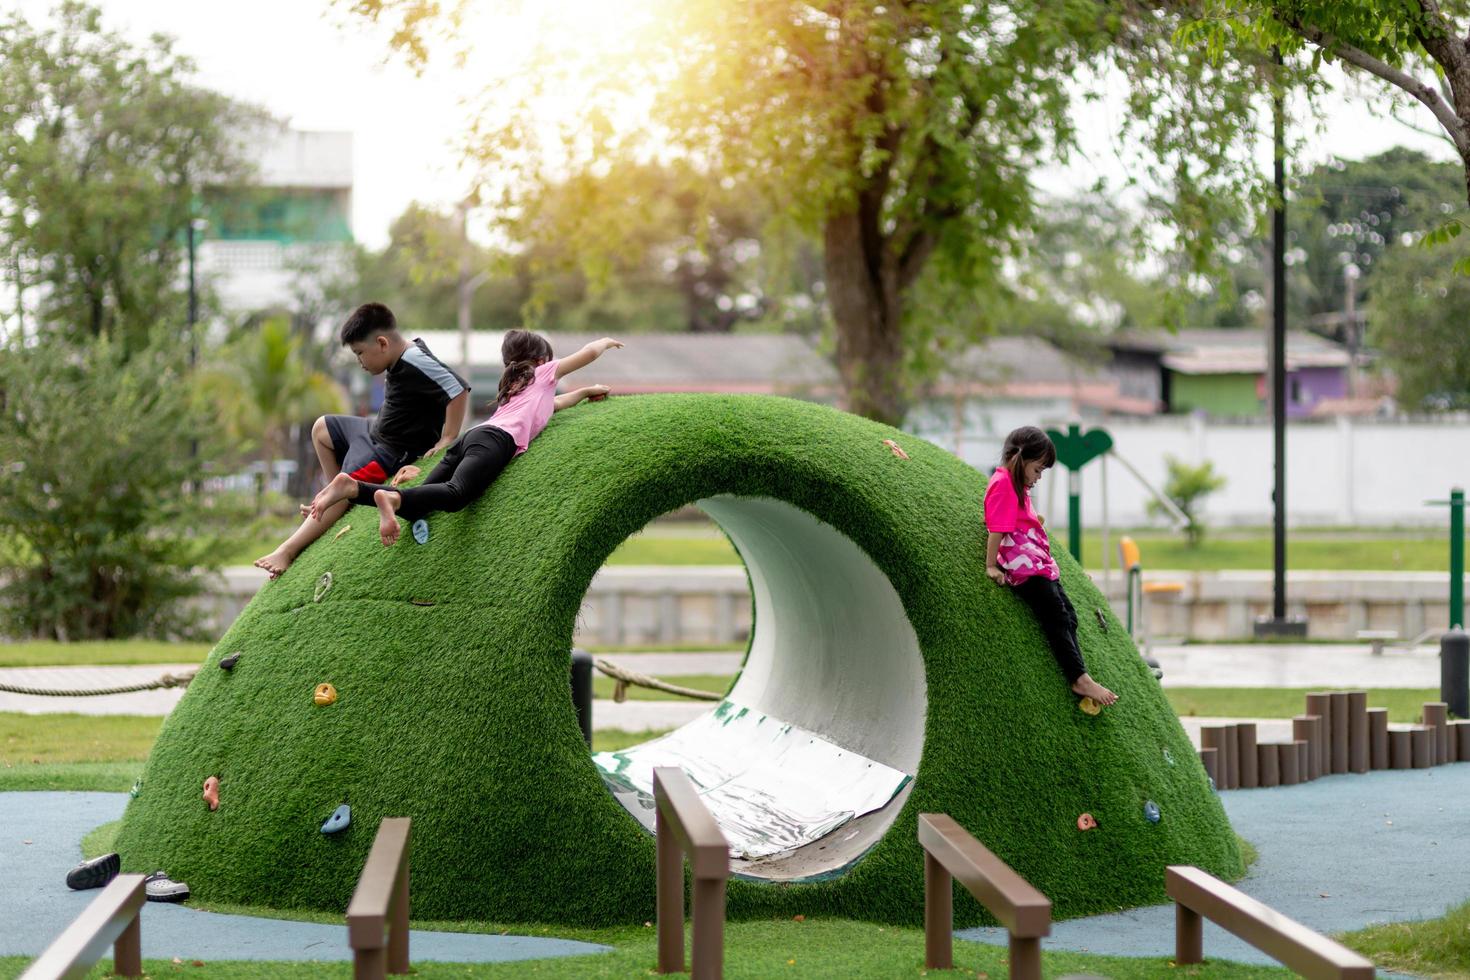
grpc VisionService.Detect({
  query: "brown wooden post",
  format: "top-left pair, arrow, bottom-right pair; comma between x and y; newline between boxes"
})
1256,743 -> 1279,788
924,850 -> 953,970
1390,729 -> 1413,769
1305,694 -> 1331,777
1175,901 -> 1204,965
1236,723 -> 1258,789
1198,747 -> 1218,787
1329,692 -> 1350,773
114,913 -> 142,978
1010,934 -> 1042,980
1223,724 -> 1239,789
1368,708 -> 1389,770
1277,742 -> 1300,785
388,864 -> 409,975
1424,702 -> 1449,764
656,791 -> 686,974
21,874 -> 147,980
691,877 -> 726,980
1412,726 -> 1435,768
1296,740 -> 1310,782
1291,717 -> 1316,781
1454,720 -> 1470,762
1347,691 -> 1368,773
1200,728 -> 1229,790
347,818 -> 412,980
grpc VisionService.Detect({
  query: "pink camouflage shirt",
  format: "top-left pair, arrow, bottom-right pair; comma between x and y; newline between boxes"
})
983,467 -> 1059,586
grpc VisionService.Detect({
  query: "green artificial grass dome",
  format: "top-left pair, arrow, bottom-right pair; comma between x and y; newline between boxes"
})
115,394 -> 1240,926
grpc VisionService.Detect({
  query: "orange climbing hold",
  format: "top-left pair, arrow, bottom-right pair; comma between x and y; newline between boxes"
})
881,439 -> 909,460
314,683 -> 338,706
1077,812 -> 1097,831
202,776 -> 220,811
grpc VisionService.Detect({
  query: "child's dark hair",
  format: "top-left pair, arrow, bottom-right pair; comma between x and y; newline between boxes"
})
1000,426 -> 1056,506
497,329 -> 554,407
339,303 -> 398,346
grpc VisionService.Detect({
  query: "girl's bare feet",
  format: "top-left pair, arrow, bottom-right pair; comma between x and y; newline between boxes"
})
374,489 -> 403,546
308,472 -> 359,521
1071,673 -> 1118,707
253,547 -> 296,580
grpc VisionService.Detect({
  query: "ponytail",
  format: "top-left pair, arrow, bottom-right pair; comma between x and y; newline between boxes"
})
496,361 -> 537,407
999,426 -> 1057,507
495,328 -> 555,408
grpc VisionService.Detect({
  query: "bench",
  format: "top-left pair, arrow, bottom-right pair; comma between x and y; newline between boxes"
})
21,874 -> 146,979
346,817 -> 412,980
918,813 -> 1051,979
654,767 -> 730,979
1167,866 -> 1374,978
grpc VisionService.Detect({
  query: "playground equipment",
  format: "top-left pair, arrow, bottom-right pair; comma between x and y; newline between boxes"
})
655,768 -> 728,979
347,817 -> 412,980
115,395 -> 1237,926
20,875 -> 147,980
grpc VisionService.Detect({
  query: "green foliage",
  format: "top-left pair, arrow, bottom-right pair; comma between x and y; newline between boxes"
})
116,394 -> 1237,927
1148,456 -> 1227,547
0,337 -> 233,638
1368,233 -> 1470,409
0,1 -> 266,351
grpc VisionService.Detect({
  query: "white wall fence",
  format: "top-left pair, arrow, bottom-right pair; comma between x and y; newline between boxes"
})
910,407 -> 1470,529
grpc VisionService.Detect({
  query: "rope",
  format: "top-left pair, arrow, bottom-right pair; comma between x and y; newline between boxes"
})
593,658 -> 722,702
0,669 -> 198,697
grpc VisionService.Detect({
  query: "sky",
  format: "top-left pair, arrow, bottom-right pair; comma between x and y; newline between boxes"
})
8,0 -> 1463,251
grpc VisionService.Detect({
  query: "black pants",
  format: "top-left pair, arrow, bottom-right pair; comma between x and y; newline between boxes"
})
354,425 -> 516,522
1014,576 -> 1088,685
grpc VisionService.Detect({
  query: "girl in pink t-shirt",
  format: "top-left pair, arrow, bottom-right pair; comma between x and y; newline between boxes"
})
309,330 -> 623,546
984,426 -> 1117,709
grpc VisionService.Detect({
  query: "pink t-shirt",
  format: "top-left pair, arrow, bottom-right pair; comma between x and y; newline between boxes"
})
983,467 -> 1059,586
478,359 -> 559,455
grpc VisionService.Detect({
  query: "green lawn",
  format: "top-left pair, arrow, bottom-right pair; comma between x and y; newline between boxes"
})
0,918 -> 1298,979
1340,898 -> 1470,977
593,673 -> 731,701
1,713 -> 163,764
0,640 -> 210,668
1081,531 -> 1448,572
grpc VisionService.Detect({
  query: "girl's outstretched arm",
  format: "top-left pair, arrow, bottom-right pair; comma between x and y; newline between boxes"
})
555,337 -> 623,380
554,385 -> 611,412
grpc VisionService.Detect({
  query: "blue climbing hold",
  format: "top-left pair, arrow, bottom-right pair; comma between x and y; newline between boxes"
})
321,803 -> 351,834
411,519 -> 429,545
1144,800 -> 1161,823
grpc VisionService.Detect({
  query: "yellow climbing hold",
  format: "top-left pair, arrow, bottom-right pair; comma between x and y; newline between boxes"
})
1079,697 -> 1102,716
333,524 -> 352,541
314,683 -> 338,706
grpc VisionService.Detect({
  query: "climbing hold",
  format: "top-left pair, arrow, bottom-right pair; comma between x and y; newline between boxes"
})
202,776 -> 220,811
1078,697 -> 1102,716
314,683 -> 338,706
321,803 -> 351,834
412,519 -> 429,544
1094,608 -> 1108,631
219,652 -> 242,671
314,572 -> 333,602
1143,800 -> 1161,824
1208,776 -> 1217,792
129,778 -> 143,799
880,438 -> 909,460
1163,747 -> 1175,766
333,524 -> 353,541
1077,813 -> 1097,831
409,598 -> 435,607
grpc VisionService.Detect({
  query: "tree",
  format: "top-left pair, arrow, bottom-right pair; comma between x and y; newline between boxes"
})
344,1 -> 1260,424
1148,456 -> 1227,547
0,1 -> 264,353
0,337 -> 231,638
1367,234 -> 1470,409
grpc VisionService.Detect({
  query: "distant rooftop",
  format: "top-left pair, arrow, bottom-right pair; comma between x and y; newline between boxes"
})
1108,328 -> 1351,375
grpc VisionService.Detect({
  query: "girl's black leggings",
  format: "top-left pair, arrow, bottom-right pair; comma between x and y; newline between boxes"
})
1014,575 -> 1088,685
353,425 -> 516,522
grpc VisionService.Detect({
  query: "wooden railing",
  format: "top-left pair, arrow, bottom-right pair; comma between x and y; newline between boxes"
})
654,766 -> 730,979
918,813 -> 1051,980
21,874 -> 146,980
1167,866 -> 1374,978
346,817 -> 412,980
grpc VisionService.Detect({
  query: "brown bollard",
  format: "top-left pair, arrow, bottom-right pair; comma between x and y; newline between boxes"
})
1200,729 -> 1228,790
1390,728 -> 1413,769
1329,692 -> 1350,774
1198,746 -> 1218,787
1291,717 -> 1317,781
1297,740 -> 1310,782
1236,723 -> 1258,789
1256,743 -> 1280,788
1413,725 -> 1435,768
1305,694 -> 1332,777
1368,708 -> 1389,770
1453,720 -> 1470,762
1347,691 -> 1369,773
1424,702 -> 1450,764
1278,742 -> 1301,785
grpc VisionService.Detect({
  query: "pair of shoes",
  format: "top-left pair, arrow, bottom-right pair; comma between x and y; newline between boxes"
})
65,852 -> 120,890
143,870 -> 190,903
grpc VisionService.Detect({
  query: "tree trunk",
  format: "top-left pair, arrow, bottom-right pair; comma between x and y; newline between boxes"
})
823,208 -> 907,426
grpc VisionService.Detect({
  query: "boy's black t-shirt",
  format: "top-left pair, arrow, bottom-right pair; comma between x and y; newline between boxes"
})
370,338 -> 469,458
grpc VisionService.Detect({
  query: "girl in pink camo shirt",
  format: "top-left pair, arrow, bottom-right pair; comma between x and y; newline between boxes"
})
984,426 -> 1116,708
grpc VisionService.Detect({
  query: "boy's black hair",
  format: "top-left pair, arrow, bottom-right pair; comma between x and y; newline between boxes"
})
339,303 -> 399,346
999,426 -> 1056,506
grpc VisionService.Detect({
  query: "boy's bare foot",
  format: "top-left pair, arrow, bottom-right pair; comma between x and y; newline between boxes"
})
253,547 -> 296,580
309,472 -> 359,521
374,489 -> 402,547
1071,674 -> 1118,707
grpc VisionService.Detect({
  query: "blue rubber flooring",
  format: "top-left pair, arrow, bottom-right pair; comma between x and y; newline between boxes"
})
1,791 -> 610,965
960,764 -> 1470,973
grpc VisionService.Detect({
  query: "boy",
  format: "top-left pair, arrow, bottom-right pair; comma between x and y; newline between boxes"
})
254,302 -> 469,579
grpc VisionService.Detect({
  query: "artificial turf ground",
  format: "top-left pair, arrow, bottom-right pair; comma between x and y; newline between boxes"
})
115,394 -> 1240,927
